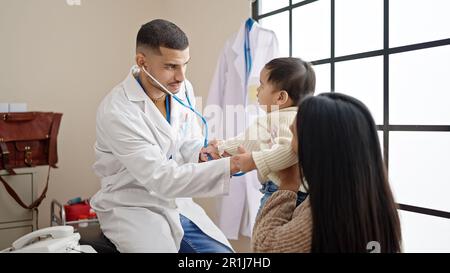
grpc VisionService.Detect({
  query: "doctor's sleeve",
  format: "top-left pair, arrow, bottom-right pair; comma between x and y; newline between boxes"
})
99,112 -> 231,199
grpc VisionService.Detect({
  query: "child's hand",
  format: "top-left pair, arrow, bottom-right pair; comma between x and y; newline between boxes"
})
199,147 -> 209,162
208,139 -> 219,148
222,151 -> 232,157
199,140 -> 221,162
232,146 -> 257,172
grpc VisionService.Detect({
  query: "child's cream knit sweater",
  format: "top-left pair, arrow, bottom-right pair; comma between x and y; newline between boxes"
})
218,106 -> 298,186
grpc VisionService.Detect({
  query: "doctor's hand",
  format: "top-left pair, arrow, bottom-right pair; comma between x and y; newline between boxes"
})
231,146 -> 257,172
199,140 -> 221,162
230,156 -> 240,175
199,147 -> 216,162
221,151 -> 232,158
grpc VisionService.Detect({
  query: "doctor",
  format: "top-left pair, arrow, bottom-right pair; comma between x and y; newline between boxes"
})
90,19 -> 238,253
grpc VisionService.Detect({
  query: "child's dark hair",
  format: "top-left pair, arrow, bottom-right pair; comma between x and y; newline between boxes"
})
265,57 -> 316,104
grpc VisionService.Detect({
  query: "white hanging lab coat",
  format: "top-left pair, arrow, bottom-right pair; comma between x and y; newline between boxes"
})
90,67 -> 233,252
206,21 -> 279,239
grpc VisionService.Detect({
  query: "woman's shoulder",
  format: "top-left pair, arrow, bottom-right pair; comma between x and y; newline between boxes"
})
293,196 -> 312,219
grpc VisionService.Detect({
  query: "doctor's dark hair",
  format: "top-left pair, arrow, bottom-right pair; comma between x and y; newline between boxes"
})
296,93 -> 402,253
136,19 -> 189,53
264,57 -> 316,104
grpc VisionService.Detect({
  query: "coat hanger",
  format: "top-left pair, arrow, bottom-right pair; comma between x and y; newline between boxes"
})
245,17 -> 255,31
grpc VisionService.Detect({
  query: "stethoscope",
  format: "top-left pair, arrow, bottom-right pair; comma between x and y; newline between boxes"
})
139,65 -> 245,177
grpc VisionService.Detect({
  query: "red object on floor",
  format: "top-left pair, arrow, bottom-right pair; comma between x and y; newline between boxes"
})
88,211 -> 97,219
64,200 -> 91,221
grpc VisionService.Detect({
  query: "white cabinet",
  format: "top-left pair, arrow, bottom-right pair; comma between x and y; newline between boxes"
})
0,171 -> 37,250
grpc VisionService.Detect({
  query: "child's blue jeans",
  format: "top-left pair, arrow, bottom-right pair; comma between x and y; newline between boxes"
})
258,181 -> 308,215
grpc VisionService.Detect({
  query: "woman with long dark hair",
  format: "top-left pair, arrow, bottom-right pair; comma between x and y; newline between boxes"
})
251,92 -> 402,252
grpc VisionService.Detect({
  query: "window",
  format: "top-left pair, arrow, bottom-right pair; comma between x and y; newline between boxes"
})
254,0 -> 450,252
335,56 -> 383,124
259,11 -> 290,57
335,0 -> 383,56
312,63 -> 330,94
390,45 -> 450,125
292,0 -> 330,61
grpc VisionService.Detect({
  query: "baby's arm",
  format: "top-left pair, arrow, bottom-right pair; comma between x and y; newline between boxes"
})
216,134 -> 246,156
218,117 -> 265,156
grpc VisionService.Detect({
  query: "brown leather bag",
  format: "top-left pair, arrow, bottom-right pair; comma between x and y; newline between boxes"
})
0,112 -> 62,210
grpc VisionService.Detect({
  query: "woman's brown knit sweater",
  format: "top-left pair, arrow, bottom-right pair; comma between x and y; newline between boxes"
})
251,190 -> 312,252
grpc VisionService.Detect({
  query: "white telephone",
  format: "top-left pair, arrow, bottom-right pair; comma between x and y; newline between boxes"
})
1,226 -> 95,253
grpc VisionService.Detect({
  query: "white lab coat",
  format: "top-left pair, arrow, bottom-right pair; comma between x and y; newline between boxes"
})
90,66 -> 233,252
206,21 -> 279,239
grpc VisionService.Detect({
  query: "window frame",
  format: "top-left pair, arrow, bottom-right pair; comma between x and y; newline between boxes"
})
253,0 -> 450,219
